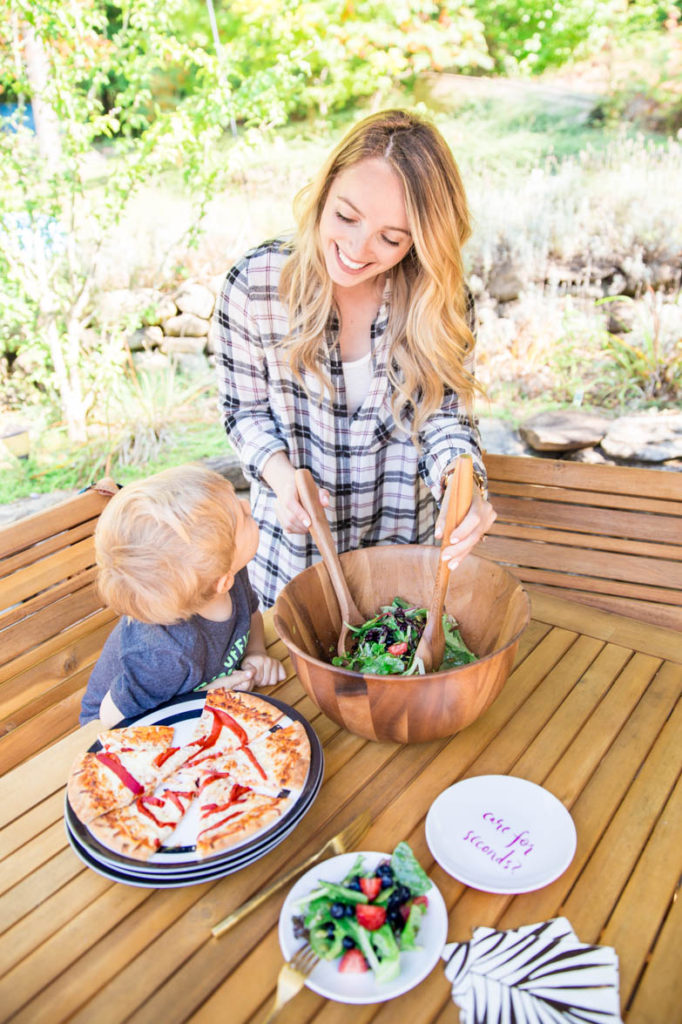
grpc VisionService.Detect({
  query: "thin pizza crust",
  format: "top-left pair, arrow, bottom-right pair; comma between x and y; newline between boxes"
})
69,688 -> 311,860
195,778 -> 291,858
88,768 -> 199,860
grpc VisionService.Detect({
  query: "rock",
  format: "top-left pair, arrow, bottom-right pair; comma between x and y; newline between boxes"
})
131,350 -> 171,372
600,412 -> 682,462
206,317 -> 220,356
202,453 -> 249,491
478,417 -> 528,456
208,272 -> 227,296
163,313 -> 209,338
174,282 -> 215,320
162,335 -> 207,356
154,296 -> 179,324
564,447 -> 616,465
97,288 -> 166,326
520,410 -> 610,452
467,273 -> 484,297
487,261 -> 524,303
127,325 -> 164,352
605,300 -> 637,335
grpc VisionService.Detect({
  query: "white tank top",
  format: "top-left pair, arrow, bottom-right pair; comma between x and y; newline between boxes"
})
342,350 -> 372,416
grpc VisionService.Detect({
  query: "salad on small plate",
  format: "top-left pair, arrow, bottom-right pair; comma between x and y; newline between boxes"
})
278,842 -> 448,1004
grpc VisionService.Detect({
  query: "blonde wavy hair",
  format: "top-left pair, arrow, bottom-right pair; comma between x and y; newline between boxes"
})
279,108 -> 480,438
95,465 -> 242,625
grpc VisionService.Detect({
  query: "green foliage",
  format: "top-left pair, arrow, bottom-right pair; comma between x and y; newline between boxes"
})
470,0 -> 680,75
595,292 -> 682,406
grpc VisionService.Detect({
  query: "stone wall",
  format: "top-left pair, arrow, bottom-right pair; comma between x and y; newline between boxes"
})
98,276 -> 225,375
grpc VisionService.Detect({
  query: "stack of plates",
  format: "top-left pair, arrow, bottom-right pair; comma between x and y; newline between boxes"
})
64,692 -> 324,888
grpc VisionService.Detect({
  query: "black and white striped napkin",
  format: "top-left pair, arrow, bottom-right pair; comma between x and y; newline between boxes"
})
442,917 -> 623,1023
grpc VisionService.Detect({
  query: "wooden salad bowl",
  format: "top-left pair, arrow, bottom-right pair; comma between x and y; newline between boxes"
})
273,545 -> 530,744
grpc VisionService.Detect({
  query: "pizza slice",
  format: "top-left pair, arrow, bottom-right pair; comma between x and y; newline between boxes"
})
86,766 -> 199,861
96,725 -> 175,754
68,729 -> 178,824
215,719 -> 310,797
195,760 -> 291,858
183,688 -> 284,768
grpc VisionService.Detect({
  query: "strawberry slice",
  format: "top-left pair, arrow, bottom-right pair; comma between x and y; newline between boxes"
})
387,641 -> 408,655
359,876 -> 382,900
356,903 -> 386,930
338,948 -> 368,973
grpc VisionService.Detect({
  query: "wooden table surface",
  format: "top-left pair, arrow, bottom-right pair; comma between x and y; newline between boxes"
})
1,590 -> 680,1024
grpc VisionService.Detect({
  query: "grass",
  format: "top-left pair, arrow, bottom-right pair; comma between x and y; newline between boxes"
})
0,420 -> 231,505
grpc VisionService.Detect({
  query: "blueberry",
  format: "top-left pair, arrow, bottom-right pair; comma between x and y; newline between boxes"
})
346,875 -> 363,891
388,884 -> 411,907
342,936 -> 356,950
388,908 -> 405,931
325,922 -> 336,937
344,903 -> 356,916
330,902 -> 347,919
376,863 -> 394,883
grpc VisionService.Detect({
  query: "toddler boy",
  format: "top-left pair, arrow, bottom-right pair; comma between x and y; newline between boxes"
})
79,463 -> 284,727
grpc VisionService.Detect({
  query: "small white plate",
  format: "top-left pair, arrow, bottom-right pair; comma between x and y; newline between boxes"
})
278,851 -> 448,1004
425,775 -> 577,895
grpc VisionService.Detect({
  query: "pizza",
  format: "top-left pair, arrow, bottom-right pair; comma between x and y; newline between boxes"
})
213,720 -> 310,796
183,689 -> 284,766
194,763 -> 291,858
86,766 -> 199,861
67,689 -> 311,861
67,725 -> 177,823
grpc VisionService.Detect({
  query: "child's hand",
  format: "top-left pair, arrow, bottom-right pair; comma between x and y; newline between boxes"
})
205,668 -> 255,693
241,653 -> 286,688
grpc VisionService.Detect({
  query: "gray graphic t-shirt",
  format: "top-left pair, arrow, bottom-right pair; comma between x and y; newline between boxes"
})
79,567 -> 258,724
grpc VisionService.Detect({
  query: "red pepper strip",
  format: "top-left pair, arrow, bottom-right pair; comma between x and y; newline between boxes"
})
184,706 -> 248,764
136,797 -> 168,829
241,745 -> 267,780
95,752 -> 144,795
154,746 -> 180,768
197,810 -> 243,838
165,790 -> 194,813
210,707 -> 248,746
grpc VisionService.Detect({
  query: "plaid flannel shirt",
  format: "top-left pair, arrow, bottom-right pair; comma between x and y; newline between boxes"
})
214,239 -> 486,608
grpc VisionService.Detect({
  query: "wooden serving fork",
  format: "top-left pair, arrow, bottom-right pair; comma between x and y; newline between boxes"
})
211,811 -> 371,938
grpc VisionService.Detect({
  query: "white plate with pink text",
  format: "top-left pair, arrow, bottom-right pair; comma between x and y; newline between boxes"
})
425,775 -> 577,895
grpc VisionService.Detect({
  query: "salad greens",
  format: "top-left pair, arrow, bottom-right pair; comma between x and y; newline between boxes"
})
331,596 -> 477,675
292,842 -> 432,983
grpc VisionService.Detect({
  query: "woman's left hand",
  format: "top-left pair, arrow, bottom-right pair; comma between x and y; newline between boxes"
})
434,486 -> 497,570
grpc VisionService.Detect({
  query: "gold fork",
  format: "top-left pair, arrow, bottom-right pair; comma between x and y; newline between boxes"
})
260,943 -> 320,1024
211,810 -> 371,937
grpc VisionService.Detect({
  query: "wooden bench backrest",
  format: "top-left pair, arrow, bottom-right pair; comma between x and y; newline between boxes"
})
0,487 -> 118,774
479,454 -> 682,632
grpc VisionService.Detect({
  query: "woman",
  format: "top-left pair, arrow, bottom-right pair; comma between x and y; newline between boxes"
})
214,109 -> 496,608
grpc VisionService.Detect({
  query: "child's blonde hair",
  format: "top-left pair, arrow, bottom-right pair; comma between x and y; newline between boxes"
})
95,464 -> 242,625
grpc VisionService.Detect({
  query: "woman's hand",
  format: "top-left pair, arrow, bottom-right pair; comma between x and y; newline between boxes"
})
435,486 -> 497,570
263,452 -> 329,535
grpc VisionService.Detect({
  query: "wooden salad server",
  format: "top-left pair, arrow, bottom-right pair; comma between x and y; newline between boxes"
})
413,454 -> 474,674
295,468 -> 364,656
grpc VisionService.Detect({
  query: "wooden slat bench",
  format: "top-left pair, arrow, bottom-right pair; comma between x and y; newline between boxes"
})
478,454 -> 682,633
0,483 -> 118,775
1,455 -> 680,775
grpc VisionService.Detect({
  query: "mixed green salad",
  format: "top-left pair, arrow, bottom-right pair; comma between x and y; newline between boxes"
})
332,596 -> 477,675
291,842 -> 432,983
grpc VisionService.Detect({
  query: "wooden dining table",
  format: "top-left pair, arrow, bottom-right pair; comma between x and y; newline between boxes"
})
1,589 -> 680,1024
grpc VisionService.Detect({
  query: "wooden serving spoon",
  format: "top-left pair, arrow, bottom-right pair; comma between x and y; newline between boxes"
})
295,468 -> 364,656
413,455 -> 474,674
